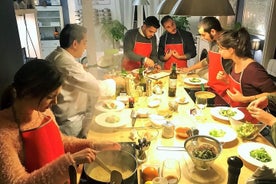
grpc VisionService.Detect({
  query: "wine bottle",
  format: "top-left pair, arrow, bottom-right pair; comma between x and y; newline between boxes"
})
139,65 -> 146,93
168,63 -> 177,97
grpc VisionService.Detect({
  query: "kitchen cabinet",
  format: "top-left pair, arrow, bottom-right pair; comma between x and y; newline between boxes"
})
36,6 -> 64,58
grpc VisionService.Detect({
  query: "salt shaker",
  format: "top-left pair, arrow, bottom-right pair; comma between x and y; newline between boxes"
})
227,156 -> 243,184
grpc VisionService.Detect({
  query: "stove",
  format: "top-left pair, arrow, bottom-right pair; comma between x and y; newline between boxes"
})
79,142 -> 138,184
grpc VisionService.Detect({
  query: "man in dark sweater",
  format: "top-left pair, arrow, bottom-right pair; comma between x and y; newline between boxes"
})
158,15 -> 196,70
122,16 -> 160,71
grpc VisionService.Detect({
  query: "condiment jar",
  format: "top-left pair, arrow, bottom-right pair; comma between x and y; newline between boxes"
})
162,121 -> 175,138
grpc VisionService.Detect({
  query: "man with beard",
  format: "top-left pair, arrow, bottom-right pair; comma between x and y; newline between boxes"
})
122,16 -> 160,71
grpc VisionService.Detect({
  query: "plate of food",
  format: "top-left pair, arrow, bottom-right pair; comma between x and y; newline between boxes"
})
95,112 -> 130,128
95,100 -> 125,112
197,123 -> 237,143
210,106 -> 245,121
175,97 -> 189,104
184,77 -> 207,85
238,142 -> 276,169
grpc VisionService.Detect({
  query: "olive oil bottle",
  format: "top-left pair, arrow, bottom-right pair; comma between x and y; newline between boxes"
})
168,63 -> 177,97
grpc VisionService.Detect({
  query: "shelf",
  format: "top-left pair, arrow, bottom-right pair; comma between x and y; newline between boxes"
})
15,9 -> 37,16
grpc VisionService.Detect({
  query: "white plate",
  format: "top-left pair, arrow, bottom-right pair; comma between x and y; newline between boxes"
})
210,106 -> 245,121
175,97 -> 189,104
95,100 -> 125,112
238,142 -> 276,169
197,123 -> 237,143
184,77 -> 207,85
95,112 -> 129,128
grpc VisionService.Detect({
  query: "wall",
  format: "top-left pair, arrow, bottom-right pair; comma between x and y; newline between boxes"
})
0,1 -> 24,99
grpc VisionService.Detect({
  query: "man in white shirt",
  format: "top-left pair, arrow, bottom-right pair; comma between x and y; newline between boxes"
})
46,24 -> 123,138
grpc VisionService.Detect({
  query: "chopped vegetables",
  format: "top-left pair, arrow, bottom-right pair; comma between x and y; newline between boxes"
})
192,144 -> 217,159
250,148 -> 272,162
219,109 -> 237,117
209,129 -> 226,137
236,123 -> 257,139
189,78 -> 201,83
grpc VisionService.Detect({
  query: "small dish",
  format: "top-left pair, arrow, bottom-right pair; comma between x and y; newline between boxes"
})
148,99 -> 161,108
149,114 -> 166,128
175,97 -> 189,104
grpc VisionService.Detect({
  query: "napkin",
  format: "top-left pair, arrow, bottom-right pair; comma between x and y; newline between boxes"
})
246,166 -> 276,184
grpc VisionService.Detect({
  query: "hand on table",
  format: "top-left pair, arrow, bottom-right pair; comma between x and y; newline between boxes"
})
144,58 -> 155,68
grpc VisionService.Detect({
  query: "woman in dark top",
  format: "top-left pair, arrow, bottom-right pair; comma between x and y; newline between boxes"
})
216,27 -> 276,107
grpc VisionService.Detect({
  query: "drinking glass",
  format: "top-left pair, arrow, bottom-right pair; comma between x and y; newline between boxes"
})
195,96 -> 207,110
161,159 -> 181,184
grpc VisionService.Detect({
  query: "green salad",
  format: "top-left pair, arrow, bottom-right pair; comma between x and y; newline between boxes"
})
250,147 -> 272,162
189,77 -> 201,83
219,109 -> 237,117
236,123 -> 257,139
209,129 -> 226,137
192,144 -> 217,159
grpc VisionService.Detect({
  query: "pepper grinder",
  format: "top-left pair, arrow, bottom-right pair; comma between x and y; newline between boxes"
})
227,156 -> 243,184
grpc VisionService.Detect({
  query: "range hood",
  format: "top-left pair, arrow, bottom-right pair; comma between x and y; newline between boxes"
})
156,0 -> 235,16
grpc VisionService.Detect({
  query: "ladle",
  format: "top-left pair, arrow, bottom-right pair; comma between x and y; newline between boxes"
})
95,157 -> 123,184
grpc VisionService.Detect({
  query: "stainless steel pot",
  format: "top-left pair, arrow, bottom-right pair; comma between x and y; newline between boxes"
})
84,150 -> 137,184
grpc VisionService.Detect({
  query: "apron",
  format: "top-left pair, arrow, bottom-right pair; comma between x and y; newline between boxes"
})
207,51 -> 229,96
222,67 -> 258,123
21,116 -> 65,172
122,33 -> 152,71
164,32 -> 186,70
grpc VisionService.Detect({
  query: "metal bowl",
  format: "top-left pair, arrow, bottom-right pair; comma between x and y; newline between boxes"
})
184,135 -> 222,170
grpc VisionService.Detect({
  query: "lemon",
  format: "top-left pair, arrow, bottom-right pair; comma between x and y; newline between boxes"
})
144,181 -> 153,184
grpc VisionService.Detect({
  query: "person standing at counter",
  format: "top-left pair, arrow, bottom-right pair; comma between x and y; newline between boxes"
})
216,27 -> 276,107
248,94 -> 276,146
122,16 -> 160,71
158,15 -> 196,70
0,60 -> 121,184
182,17 -> 232,105
46,24 -> 125,138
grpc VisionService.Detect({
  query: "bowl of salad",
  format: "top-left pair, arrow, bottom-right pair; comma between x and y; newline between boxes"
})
229,118 -> 266,140
184,135 -> 222,170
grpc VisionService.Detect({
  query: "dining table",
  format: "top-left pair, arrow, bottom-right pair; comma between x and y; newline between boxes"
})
81,71 -> 274,184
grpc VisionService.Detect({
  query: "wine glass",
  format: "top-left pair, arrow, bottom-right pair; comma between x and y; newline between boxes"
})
161,159 -> 181,184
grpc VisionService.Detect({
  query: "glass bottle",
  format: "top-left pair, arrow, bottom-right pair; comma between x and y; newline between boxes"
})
168,63 -> 177,97
54,27 -> 59,39
139,65 -> 146,93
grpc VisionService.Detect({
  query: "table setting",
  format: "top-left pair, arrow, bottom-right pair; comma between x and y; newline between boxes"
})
81,70 -> 275,184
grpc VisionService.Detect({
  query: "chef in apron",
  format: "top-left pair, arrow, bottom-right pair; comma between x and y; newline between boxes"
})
158,15 -> 196,70
122,16 -> 160,71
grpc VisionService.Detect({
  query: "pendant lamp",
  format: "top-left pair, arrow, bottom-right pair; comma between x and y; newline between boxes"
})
132,0 -> 149,5
156,0 -> 235,16
155,0 -> 178,14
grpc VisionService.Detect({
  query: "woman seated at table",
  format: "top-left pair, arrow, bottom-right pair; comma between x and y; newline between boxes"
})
0,59 -> 121,184
248,94 -> 276,146
216,27 -> 276,107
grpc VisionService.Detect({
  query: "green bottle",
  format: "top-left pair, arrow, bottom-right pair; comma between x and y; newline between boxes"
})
168,63 -> 177,97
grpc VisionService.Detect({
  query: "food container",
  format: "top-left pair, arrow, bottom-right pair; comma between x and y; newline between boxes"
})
162,121 -> 175,138
195,91 -> 216,107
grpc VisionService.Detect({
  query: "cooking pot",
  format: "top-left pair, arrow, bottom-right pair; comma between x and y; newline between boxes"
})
195,91 -> 216,107
83,150 -> 137,184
